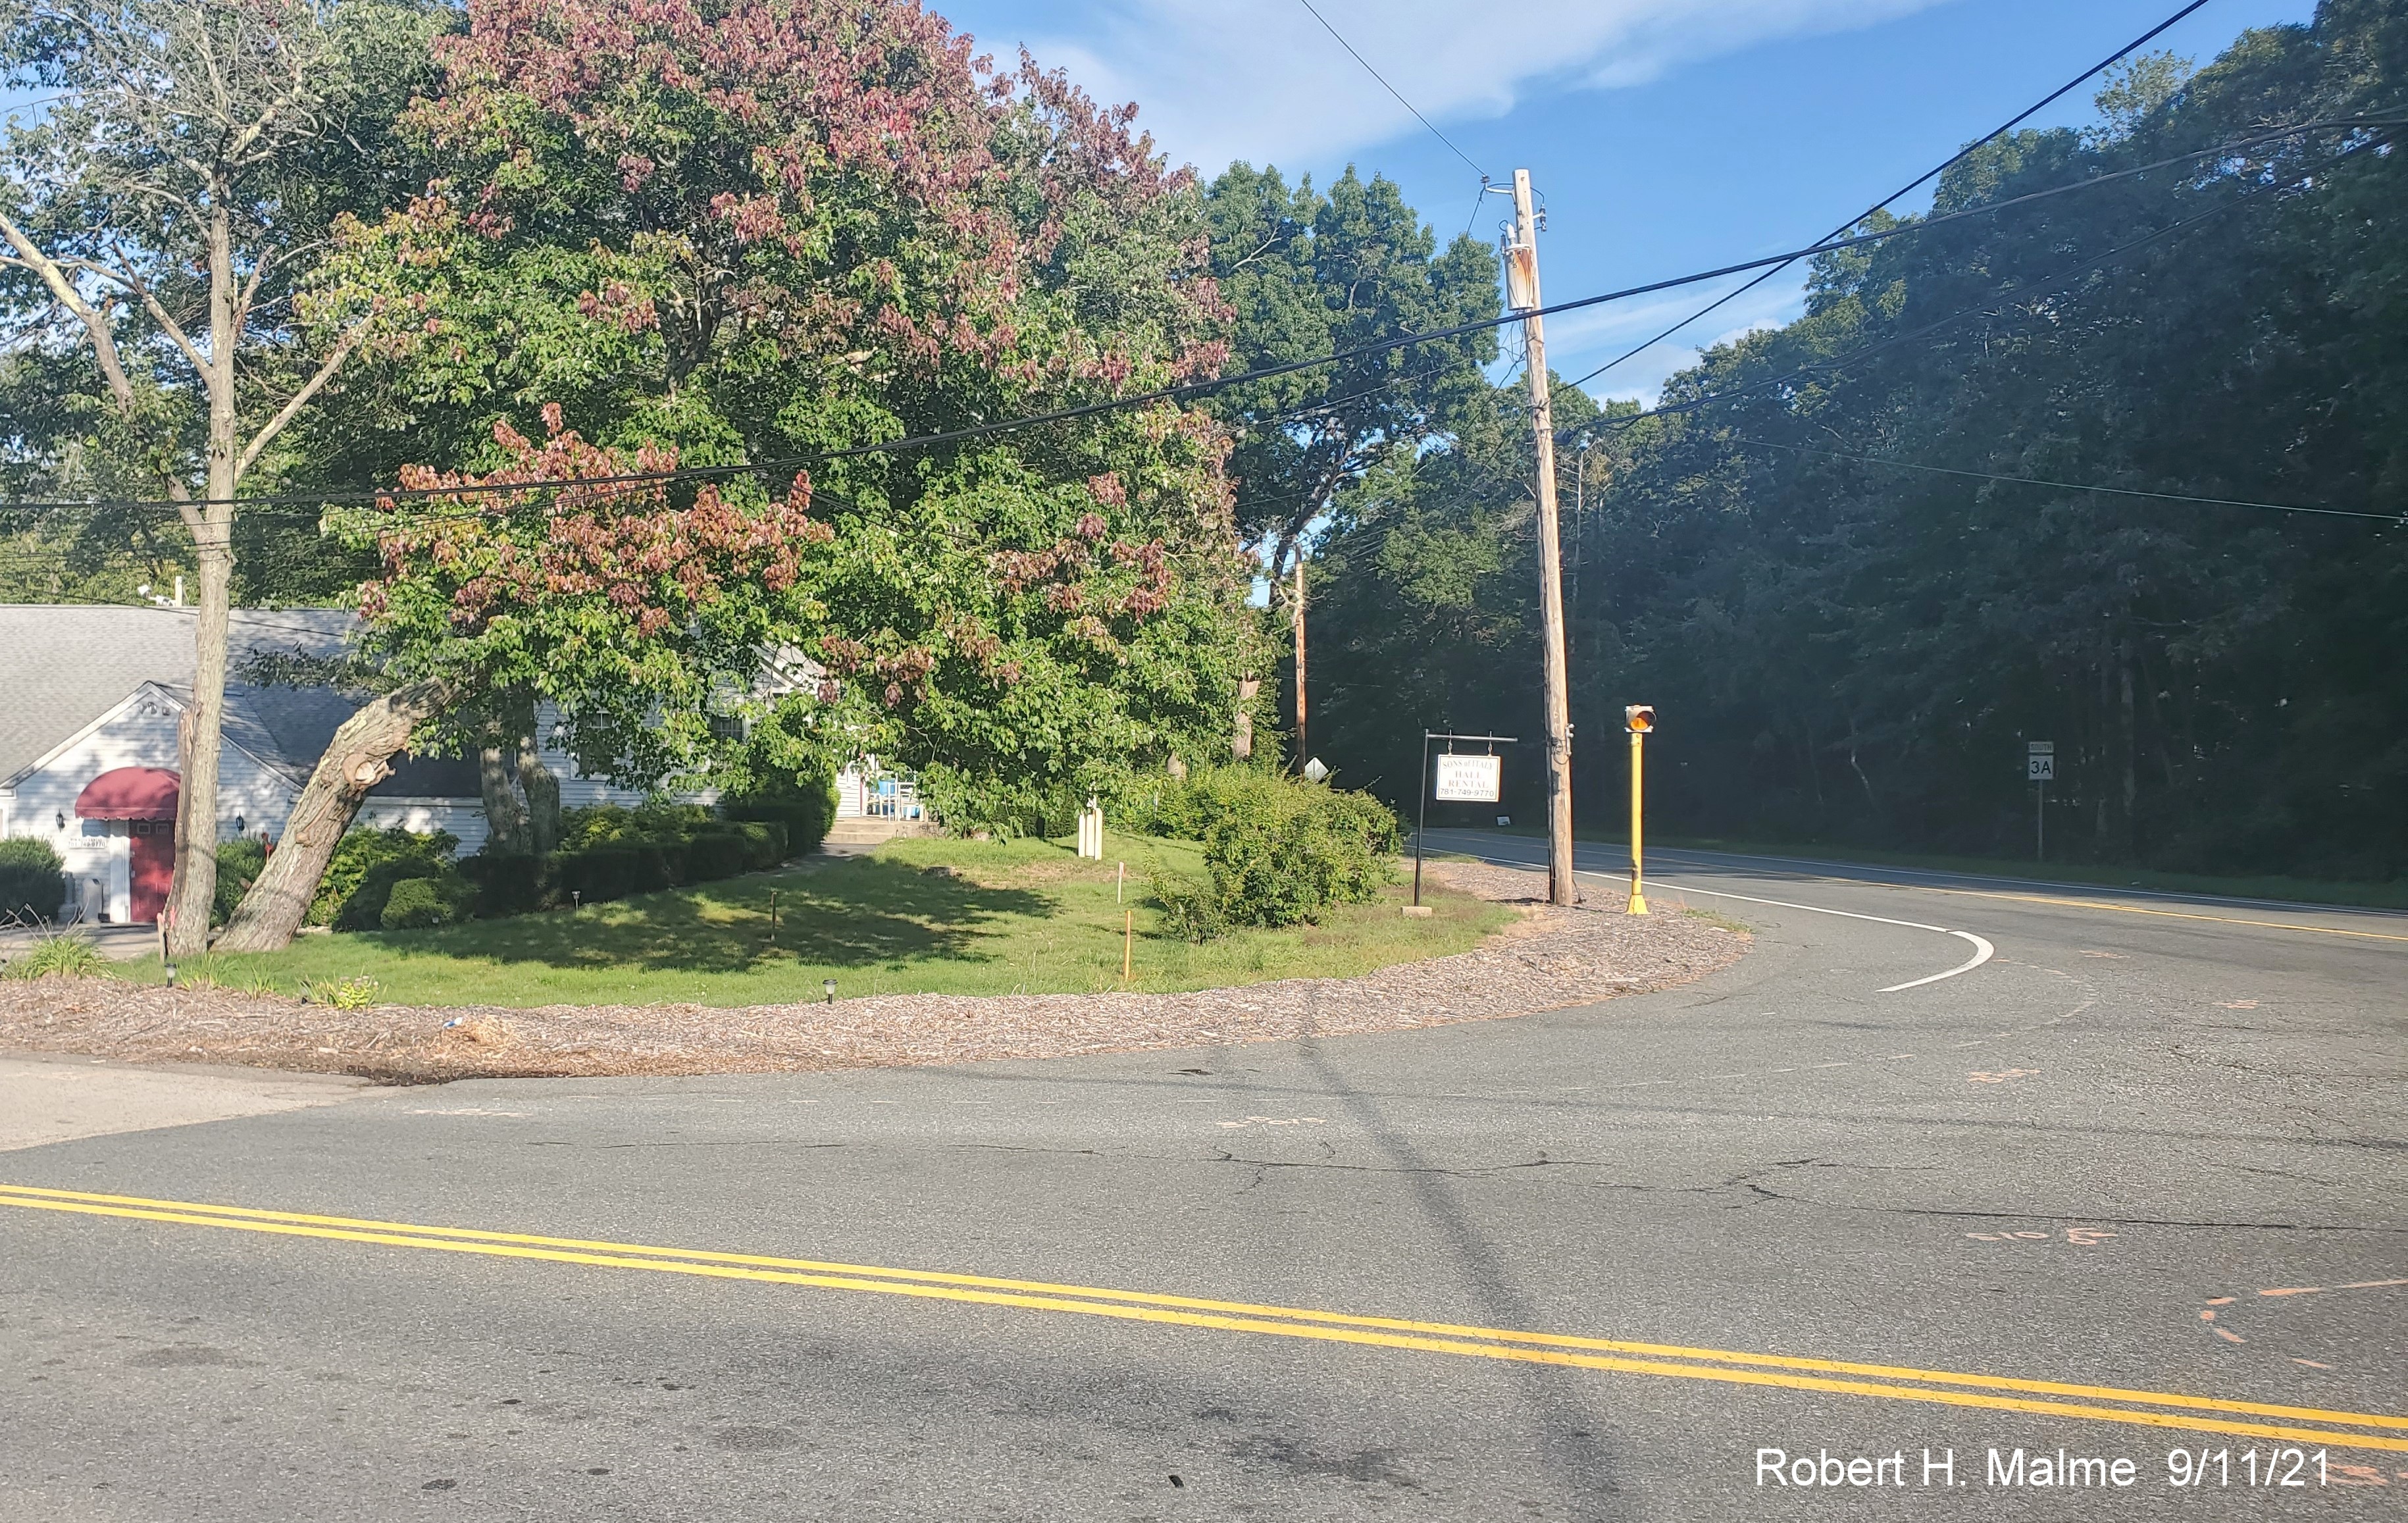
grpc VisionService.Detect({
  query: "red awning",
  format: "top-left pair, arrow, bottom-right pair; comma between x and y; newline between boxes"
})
74,767 -> 181,821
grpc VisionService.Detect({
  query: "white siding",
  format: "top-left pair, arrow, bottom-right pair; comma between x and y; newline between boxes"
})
0,692 -> 295,921
353,797 -> 493,856
530,702 -> 653,815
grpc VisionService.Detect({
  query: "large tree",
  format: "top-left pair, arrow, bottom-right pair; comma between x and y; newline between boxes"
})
221,0 -> 1259,948
1201,165 -> 1498,759
0,0 -> 442,951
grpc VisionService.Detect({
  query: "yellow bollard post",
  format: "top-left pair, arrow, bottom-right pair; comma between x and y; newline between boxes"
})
1625,706 -> 1654,915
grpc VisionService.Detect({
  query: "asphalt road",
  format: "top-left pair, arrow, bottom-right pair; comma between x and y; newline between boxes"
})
3,834 -> 2403,1520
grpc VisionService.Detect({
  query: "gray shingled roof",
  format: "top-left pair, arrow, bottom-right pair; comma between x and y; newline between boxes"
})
0,606 -> 472,797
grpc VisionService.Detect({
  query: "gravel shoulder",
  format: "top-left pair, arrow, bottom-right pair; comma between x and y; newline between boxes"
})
0,862 -> 1745,1083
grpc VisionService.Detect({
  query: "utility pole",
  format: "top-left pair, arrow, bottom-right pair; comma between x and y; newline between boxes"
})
1291,548 -> 1308,765
1505,168 -> 1577,907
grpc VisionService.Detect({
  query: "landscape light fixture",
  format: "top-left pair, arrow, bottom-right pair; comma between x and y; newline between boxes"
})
163,962 -> 176,988
823,978 -> 838,1004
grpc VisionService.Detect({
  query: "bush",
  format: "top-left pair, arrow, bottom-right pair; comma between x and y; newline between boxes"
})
457,851 -> 544,918
1146,853 -> 1229,942
1145,769 -> 1398,934
459,812 -> 791,920
313,827 -> 459,928
0,837 -> 67,924
380,875 -> 474,930
557,802 -> 713,851
548,841 -> 684,904
213,838 -> 267,927
722,789 -> 829,857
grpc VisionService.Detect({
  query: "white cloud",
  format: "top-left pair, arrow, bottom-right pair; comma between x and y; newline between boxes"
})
1003,0 -> 1947,174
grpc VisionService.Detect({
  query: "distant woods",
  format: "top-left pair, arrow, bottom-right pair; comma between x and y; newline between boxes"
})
1305,4 -> 2408,881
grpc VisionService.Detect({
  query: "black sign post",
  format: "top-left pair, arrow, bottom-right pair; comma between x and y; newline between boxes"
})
1416,731 -> 1520,907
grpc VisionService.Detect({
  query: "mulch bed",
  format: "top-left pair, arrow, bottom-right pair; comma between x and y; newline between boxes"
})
0,863 -> 1745,1083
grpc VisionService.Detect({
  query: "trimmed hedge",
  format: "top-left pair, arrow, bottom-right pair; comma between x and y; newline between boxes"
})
0,837 -> 67,924
458,817 -> 786,917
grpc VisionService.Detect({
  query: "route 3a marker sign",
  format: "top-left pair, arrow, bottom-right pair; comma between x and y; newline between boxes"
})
1433,753 -> 1503,804
2027,740 -> 2056,782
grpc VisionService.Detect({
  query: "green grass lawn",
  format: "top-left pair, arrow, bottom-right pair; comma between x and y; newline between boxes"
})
1456,823 -> 2408,911
143,834 -> 1511,1009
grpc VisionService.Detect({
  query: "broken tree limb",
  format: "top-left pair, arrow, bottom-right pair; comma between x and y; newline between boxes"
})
215,679 -> 455,952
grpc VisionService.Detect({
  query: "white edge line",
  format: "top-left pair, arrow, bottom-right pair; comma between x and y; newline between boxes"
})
1877,931 -> 1995,993
1438,844 -> 1997,993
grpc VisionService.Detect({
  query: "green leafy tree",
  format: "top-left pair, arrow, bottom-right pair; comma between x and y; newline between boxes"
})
223,0 -> 1259,948
1,0 -> 444,950
1202,165 -> 1499,755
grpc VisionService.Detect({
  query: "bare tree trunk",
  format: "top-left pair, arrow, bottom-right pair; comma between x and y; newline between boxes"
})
518,735 -> 561,856
1291,552 -> 1307,764
216,681 -> 453,952
165,203 -> 242,956
479,740 -> 532,856
503,691 -> 558,854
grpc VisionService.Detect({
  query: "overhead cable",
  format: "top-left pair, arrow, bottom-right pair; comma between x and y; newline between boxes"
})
1564,0 -> 2217,392
2,113 -> 2394,518
1294,0 -> 1490,182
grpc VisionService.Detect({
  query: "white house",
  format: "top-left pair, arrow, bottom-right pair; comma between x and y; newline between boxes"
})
0,606 -> 646,925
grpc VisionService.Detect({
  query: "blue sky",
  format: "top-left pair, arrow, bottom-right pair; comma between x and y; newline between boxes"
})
938,0 -> 2319,401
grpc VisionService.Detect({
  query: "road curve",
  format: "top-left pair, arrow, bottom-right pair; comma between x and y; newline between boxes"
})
3,838 -> 2402,1520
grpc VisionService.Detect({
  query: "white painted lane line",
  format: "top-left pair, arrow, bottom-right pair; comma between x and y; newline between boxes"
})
1435,840 -> 1998,992
1880,932 -> 1997,993
1568,871 -> 1996,992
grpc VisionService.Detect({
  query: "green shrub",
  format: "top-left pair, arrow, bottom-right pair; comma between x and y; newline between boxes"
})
722,791 -> 827,857
312,827 -> 459,927
1181,771 -> 1399,930
380,875 -> 474,930
0,837 -> 67,924
548,842 -> 684,904
457,851 -> 543,917
2,928 -> 104,979
1146,852 -> 1229,942
558,802 -> 713,851
213,837 -> 267,927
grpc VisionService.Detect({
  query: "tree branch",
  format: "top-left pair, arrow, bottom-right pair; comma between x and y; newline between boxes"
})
106,245 -> 210,373
236,323 -> 366,479
0,211 -> 140,414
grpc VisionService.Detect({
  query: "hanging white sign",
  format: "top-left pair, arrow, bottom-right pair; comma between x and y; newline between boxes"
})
1433,754 -> 1503,804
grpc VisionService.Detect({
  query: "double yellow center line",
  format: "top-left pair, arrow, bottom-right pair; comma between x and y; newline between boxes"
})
5,1181 -> 2401,1453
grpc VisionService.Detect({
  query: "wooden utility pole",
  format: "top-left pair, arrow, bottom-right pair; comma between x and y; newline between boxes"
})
1506,168 -> 1577,907
1291,550 -> 1308,765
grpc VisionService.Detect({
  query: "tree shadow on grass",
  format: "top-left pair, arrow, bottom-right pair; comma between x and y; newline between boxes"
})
351,858 -> 1053,976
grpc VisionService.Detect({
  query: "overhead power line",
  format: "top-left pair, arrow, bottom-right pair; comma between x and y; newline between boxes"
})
1591,126 -> 2372,439
1294,0 -> 1490,183
1,112 -> 2393,519
1564,0 -> 2217,392
1730,438 -> 2404,523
